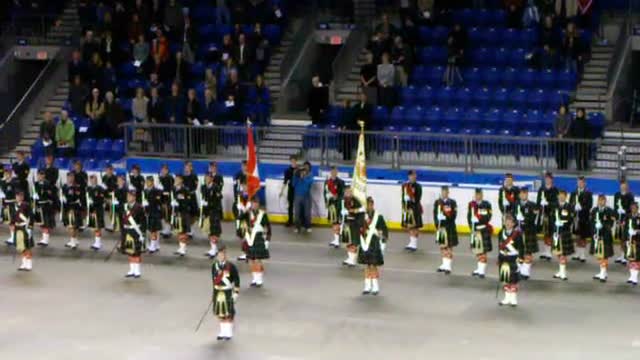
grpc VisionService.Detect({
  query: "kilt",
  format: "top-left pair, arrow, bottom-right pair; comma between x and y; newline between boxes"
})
552,231 -> 574,256
88,206 -> 105,229
161,202 -> 171,223
402,204 -> 423,229
357,237 -> 384,266
626,239 -> 640,262
470,227 -> 492,254
63,206 -> 81,230
213,289 -> 235,319
590,229 -> 614,259
326,200 -> 342,225
244,234 -> 270,260
521,230 -> 539,255
1,203 -> 15,223
172,212 -> 191,234
121,230 -> 145,256
436,223 -> 458,247
341,218 -> 363,247
573,217 -> 593,239
14,226 -> 34,253
499,255 -> 519,284
34,203 -> 56,229
147,213 -> 163,232
206,208 -> 222,237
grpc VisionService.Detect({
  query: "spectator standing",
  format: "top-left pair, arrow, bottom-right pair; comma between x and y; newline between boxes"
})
571,108 -> 592,171
234,33 -> 254,81
80,30 -> 100,63
87,52 -> 104,89
170,51 -> 190,86
100,31 -> 117,65
222,70 -> 242,123
562,22 -> 585,76
360,52 -> 378,105
85,88 -> 105,135
204,68 -> 218,96
555,0 -> 578,26
185,88 -> 201,125
39,111 -> 56,156
69,75 -> 89,116
293,162 -> 314,233
377,52 -> 396,108
307,76 -> 329,125
536,0 -> 556,16
68,50 -> 86,82
133,34 -> 150,65
165,82 -> 186,124
216,0 -> 231,25
576,0 -> 594,30
128,13 -> 145,44
132,87 -> 149,122
104,91 -> 125,139
253,75 -> 271,125
148,87 -> 165,152
392,36 -> 411,87
554,105 -> 572,170
201,89 -> 217,125
164,0 -> 184,36
539,16 -> 559,50
151,29 -> 170,63
181,15 -> 197,63
283,155 -> 298,227
506,3 -> 523,29
522,0 -> 541,28
55,110 -> 75,157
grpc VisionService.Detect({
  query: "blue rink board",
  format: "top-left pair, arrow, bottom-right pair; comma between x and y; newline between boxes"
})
126,158 -> 633,195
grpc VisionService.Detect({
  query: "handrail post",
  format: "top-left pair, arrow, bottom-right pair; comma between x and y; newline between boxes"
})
393,135 -> 399,169
468,138 -> 474,173
619,145 -> 627,180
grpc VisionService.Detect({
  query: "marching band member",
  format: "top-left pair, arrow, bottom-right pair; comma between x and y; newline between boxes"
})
358,197 -> 388,295
498,173 -> 519,218
172,175 -> 193,256
402,170 -> 423,252
87,175 -> 107,250
121,189 -> 146,278
34,170 -> 55,246
569,176 -> 593,263
12,151 -> 30,200
498,215 -> 523,307
590,194 -> 615,282
201,167 -> 224,258
613,180 -> 634,265
514,187 -> 539,279
101,164 -> 117,232
625,202 -> 640,286
244,196 -> 271,287
434,186 -> 458,274
552,190 -> 574,280
112,175 -> 129,233
341,186 -> 365,267
42,155 -> 60,218
324,166 -> 345,248
211,244 -> 240,341
71,160 -> 88,229
158,164 -> 175,237
181,161 -> 200,229
144,176 -> 164,254
128,164 -> 145,202
536,172 -> 559,261
1,167 -> 18,245
13,190 -> 34,271
467,188 -> 492,279
233,161 -> 248,261
62,172 -> 82,249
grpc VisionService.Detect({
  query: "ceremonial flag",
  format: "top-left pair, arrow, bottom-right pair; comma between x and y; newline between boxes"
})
246,121 -> 261,198
352,122 -> 367,204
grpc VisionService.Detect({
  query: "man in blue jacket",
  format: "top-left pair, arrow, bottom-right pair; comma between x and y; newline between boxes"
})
293,162 -> 314,233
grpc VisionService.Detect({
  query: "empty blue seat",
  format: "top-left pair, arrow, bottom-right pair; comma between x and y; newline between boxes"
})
78,138 -> 97,157
443,107 -> 462,129
264,25 -> 282,45
390,106 -> 406,125
509,48 -> 527,68
503,109 -> 522,131
95,139 -> 113,159
405,106 -> 425,126
418,26 -> 432,44
432,26 -> 449,45
473,87 -> 492,108
418,86 -> 435,106
492,87 -> 510,108
494,48 -> 509,67
528,89 -> 546,110
463,108 -> 482,129
436,87 -> 455,107
411,66 -> 427,85
483,108 -> 502,130
425,106 -> 443,127
401,85 -> 419,105
420,46 -> 447,65
483,67 -> 501,87
520,68 -> 538,89
372,106 -> 389,127
426,66 -> 445,85
510,89 -> 528,109
464,67 -> 483,86
502,67 -> 518,88
454,87 -> 473,108
111,140 -> 125,160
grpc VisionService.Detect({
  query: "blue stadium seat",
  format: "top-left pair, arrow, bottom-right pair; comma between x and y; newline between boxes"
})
372,106 -> 389,127
483,67 -> 501,87
464,67 -> 483,86
483,108 -> 502,130
432,26 -> 449,45
400,85 -> 419,106
503,109 -> 521,131
418,86 -> 435,106
426,66 -> 445,85
494,48 -> 509,67
502,67 -> 518,88
425,106 -> 443,128
411,66 -> 427,85
510,88 -> 528,109
390,106 -> 406,125
405,106 -> 425,127
443,107 -> 462,131
528,89 -> 546,110
473,87 -> 492,108
303,124 -> 321,149
462,108 -> 482,129
454,87 -> 473,108
492,87 -> 510,108
78,138 -> 97,158
436,87 -> 455,108
111,140 -> 125,160
509,48 -> 527,68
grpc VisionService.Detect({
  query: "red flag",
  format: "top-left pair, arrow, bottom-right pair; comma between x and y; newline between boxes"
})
246,122 -> 260,198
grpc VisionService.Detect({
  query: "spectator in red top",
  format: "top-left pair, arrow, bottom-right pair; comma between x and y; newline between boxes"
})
577,0 -> 594,30
151,29 -> 169,63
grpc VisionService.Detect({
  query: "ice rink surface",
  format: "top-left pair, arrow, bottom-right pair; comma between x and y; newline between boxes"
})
2,222 -> 640,360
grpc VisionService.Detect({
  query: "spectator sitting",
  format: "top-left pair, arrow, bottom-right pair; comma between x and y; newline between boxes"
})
40,111 -> 56,155
522,0 -> 540,28
530,44 -> 557,69
220,34 -> 234,64
292,162 -> 314,233
68,75 -> 89,116
222,70 -> 242,123
145,53 -> 171,84
132,87 -> 149,122
147,72 -> 166,95
204,68 -> 217,96
354,92 -> 373,126
133,34 -> 150,66
185,88 -> 201,125
85,88 -> 105,133
104,91 -> 125,139
81,30 -> 99,63
220,58 -> 238,87
201,89 -> 217,125
68,49 -> 86,82
55,110 -> 75,157
377,52 -> 396,108
169,51 -> 190,86
164,0 -> 184,36
87,52 -> 104,89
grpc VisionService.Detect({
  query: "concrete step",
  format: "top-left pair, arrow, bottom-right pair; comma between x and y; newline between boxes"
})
575,93 -> 606,102
591,53 -> 612,60
259,139 -> 302,148
575,86 -> 607,95
582,73 -> 607,81
570,100 -> 606,108
264,72 -> 280,79
584,66 -> 607,74
580,80 -> 608,88
258,147 -> 300,156
264,132 -> 304,141
588,59 -> 609,67
592,45 -> 615,53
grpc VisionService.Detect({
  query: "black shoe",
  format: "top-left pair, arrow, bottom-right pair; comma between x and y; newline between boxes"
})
437,268 -> 444,273
161,233 -> 171,239
133,275 -> 141,279
224,337 -> 232,341
471,272 -> 477,277
600,278 -> 607,283
579,258 -> 586,263
371,291 -> 379,296
217,336 -> 224,341
255,283 -> 263,288
105,228 -> 114,233
520,275 -> 529,280
443,270 -> 451,275
250,282 -> 257,287
571,256 -> 580,262
405,246 -> 417,252
125,273 -> 135,278
90,246 -> 100,251
478,274 -> 485,279
37,242 -> 48,247
510,304 -> 517,308
362,290 -> 370,295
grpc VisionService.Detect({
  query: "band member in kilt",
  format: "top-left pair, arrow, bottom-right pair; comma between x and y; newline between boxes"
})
434,186 -> 458,274
536,172 -> 559,261
33,170 -> 55,247
211,245 -> 240,341
468,188 -> 492,279
101,165 -> 117,231
233,161 -> 248,261
498,215 -> 523,307
569,176 -> 593,263
614,180 -> 634,265
244,197 -> 271,287
172,175 -> 193,256
12,151 -> 30,200
358,197 -> 388,295
71,160 -> 88,229
552,190 -> 574,280
625,202 -> 640,285
181,161 -> 199,221
158,164 -> 175,237
43,155 -> 60,212
341,186 -> 365,267
144,176 -> 164,254
514,187 -> 539,279
498,173 -> 519,218
121,190 -> 146,278
324,166 -> 345,248
128,164 -> 145,203
62,172 -> 82,249
590,194 -> 615,282
112,176 -> 128,233
87,175 -> 107,250
13,190 -> 34,271
201,168 -> 224,258
1,167 -> 18,245
402,170 -> 423,252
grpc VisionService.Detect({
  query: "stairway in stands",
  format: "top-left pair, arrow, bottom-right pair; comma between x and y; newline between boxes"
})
264,23 -> 298,109
46,1 -> 80,44
257,116 -> 308,161
569,44 -> 614,115
335,47 -> 369,103
353,0 -> 376,23
594,126 -> 640,174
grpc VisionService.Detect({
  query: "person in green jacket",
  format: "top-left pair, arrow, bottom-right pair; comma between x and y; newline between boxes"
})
55,110 -> 75,157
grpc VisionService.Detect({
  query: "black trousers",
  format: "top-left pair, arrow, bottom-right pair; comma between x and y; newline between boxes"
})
556,141 -> 568,170
575,142 -> 589,171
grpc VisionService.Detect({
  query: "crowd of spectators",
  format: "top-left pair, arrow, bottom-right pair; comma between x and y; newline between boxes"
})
44,0 -> 287,157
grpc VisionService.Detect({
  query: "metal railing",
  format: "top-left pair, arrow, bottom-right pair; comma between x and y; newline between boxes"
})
0,14 -> 69,45
120,122 -> 638,174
